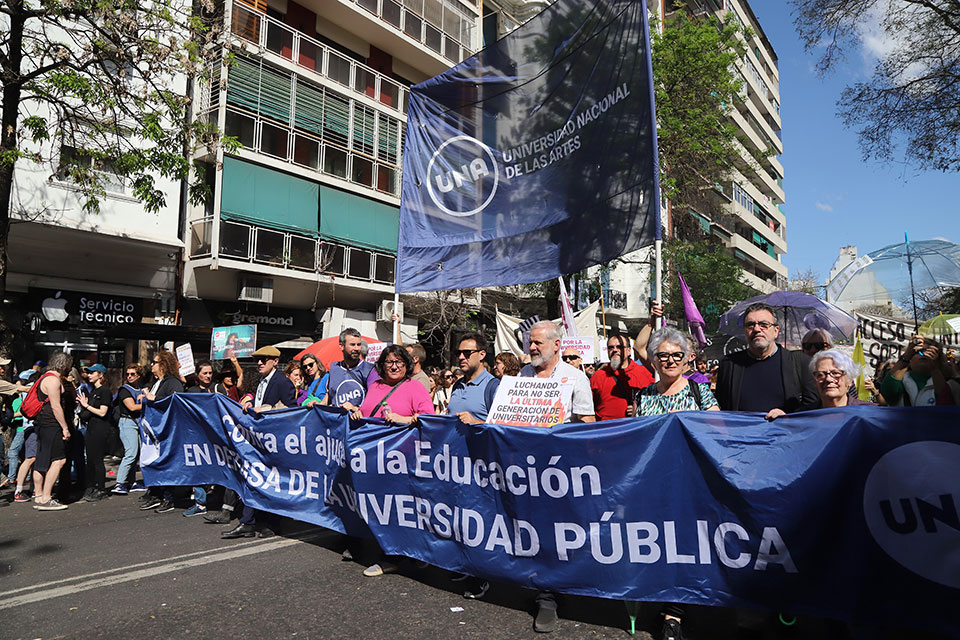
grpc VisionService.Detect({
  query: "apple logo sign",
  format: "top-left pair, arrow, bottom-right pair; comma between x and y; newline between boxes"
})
41,291 -> 69,322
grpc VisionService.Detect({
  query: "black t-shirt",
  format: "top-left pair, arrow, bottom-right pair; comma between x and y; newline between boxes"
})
737,348 -> 786,412
117,385 -> 142,418
86,385 -> 113,431
187,385 -> 213,394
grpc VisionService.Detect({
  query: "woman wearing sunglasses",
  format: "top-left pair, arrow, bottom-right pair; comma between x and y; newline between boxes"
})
299,355 -> 328,407
636,327 -> 720,417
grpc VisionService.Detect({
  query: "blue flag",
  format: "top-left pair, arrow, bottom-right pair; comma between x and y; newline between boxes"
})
396,0 -> 661,292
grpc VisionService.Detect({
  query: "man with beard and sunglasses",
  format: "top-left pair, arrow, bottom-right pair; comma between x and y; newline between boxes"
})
590,333 -> 654,421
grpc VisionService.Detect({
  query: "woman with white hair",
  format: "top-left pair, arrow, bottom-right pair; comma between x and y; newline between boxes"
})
809,349 -> 874,408
636,327 -> 720,415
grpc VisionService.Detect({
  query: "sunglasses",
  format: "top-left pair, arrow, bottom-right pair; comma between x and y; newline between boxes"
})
562,355 -> 581,362
443,374 -> 455,379
802,342 -> 826,350
744,321 -> 777,330
303,361 -> 317,369
455,349 -> 480,358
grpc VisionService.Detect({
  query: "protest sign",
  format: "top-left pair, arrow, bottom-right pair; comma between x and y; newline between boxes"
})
143,395 -> 960,638
561,337 -> 595,363
365,342 -> 387,363
175,344 -> 196,376
486,375 -> 573,427
211,324 -> 257,360
856,311 -> 960,369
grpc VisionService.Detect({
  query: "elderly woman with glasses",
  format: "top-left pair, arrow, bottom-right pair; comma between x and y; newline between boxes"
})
358,344 -> 434,425
809,349 -> 875,408
636,327 -> 719,416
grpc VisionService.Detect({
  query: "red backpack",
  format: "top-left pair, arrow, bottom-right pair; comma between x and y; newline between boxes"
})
21,372 -> 58,419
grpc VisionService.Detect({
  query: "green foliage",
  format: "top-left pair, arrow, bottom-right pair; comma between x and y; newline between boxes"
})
652,10 -> 760,221
1,0 -> 229,223
792,0 -> 960,171
663,238 -> 757,328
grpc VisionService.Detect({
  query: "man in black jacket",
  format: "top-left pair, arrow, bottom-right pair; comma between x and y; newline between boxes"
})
223,345 -> 294,539
715,303 -> 818,419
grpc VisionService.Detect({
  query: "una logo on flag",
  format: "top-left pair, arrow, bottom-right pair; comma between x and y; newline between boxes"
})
426,135 -> 499,217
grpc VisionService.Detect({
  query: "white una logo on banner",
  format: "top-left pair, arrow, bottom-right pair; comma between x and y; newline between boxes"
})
426,135 -> 499,217
863,441 -> 960,588
139,418 -> 161,467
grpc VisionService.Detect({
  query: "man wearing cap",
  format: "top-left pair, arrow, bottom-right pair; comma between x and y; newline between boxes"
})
248,346 -> 296,412
222,345 -> 294,539
77,364 -> 112,501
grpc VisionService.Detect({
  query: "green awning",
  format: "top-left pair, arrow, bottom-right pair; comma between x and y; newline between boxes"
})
220,157 -> 318,236
319,186 -> 398,253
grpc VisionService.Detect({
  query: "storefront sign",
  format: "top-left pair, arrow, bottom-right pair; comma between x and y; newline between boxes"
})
31,288 -> 143,327
182,300 -> 317,336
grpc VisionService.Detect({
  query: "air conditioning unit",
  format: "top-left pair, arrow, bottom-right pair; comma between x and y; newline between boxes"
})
376,299 -> 403,323
238,275 -> 274,304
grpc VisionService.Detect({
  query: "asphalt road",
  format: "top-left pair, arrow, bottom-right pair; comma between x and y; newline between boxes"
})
0,473 -> 939,640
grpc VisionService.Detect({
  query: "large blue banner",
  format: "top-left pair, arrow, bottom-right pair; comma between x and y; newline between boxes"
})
396,0 -> 661,292
142,396 -> 960,637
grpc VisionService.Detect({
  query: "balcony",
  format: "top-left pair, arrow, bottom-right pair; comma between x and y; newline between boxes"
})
217,52 -> 404,197
230,3 -> 409,115
727,233 -> 786,277
189,216 -> 396,285
346,0 -> 477,64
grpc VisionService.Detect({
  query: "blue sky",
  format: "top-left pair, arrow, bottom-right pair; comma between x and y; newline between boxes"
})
751,4 -> 955,284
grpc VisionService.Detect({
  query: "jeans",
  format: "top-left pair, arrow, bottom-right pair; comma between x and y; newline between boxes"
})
116,418 -> 140,485
194,485 -> 206,506
7,429 -> 24,479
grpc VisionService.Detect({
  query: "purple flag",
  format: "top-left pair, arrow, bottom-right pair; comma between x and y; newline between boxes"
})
678,271 -> 707,349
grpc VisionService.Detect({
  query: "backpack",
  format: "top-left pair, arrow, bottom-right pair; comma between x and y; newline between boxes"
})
21,372 -> 58,419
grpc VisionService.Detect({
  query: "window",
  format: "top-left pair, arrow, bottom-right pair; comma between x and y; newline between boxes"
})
57,145 -> 125,194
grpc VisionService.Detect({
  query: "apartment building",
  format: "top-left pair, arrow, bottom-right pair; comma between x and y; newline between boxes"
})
687,0 -> 787,294
182,0 -> 483,344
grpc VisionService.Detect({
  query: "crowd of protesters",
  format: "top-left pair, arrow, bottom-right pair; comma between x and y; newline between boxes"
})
1,303 -> 958,638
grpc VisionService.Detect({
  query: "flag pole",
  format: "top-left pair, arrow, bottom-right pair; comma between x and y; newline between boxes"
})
393,291 -> 400,344
599,276 -> 608,342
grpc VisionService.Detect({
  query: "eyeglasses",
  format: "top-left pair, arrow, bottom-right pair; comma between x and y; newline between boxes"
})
384,359 -> 406,369
802,342 -> 826,351
654,351 -> 686,363
744,321 -> 777,331
455,349 -> 480,358
812,370 -> 846,381
562,355 -> 581,362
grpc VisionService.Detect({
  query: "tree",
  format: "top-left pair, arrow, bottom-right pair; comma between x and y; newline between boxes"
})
792,0 -> 960,171
0,0 -> 231,297
401,290 -> 482,365
786,267 -> 823,296
652,9 -> 765,237
662,238 -> 757,328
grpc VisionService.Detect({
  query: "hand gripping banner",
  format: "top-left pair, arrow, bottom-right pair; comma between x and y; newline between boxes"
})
142,396 -> 960,637
395,0 -> 661,292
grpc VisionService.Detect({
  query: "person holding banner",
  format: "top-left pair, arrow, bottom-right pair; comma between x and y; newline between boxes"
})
521,321 -> 595,423
299,354 -> 327,406
449,333 -> 499,424
325,328 -> 375,419
519,321 -> 594,633
638,328 -> 719,415
248,346 -> 296,412
138,350 -> 184,513
808,350 -> 875,409
358,345 -> 433,425
714,303 -> 818,419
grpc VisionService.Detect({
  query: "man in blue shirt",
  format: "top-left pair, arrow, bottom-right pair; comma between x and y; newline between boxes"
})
449,333 -> 499,423
324,328 -> 375,419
